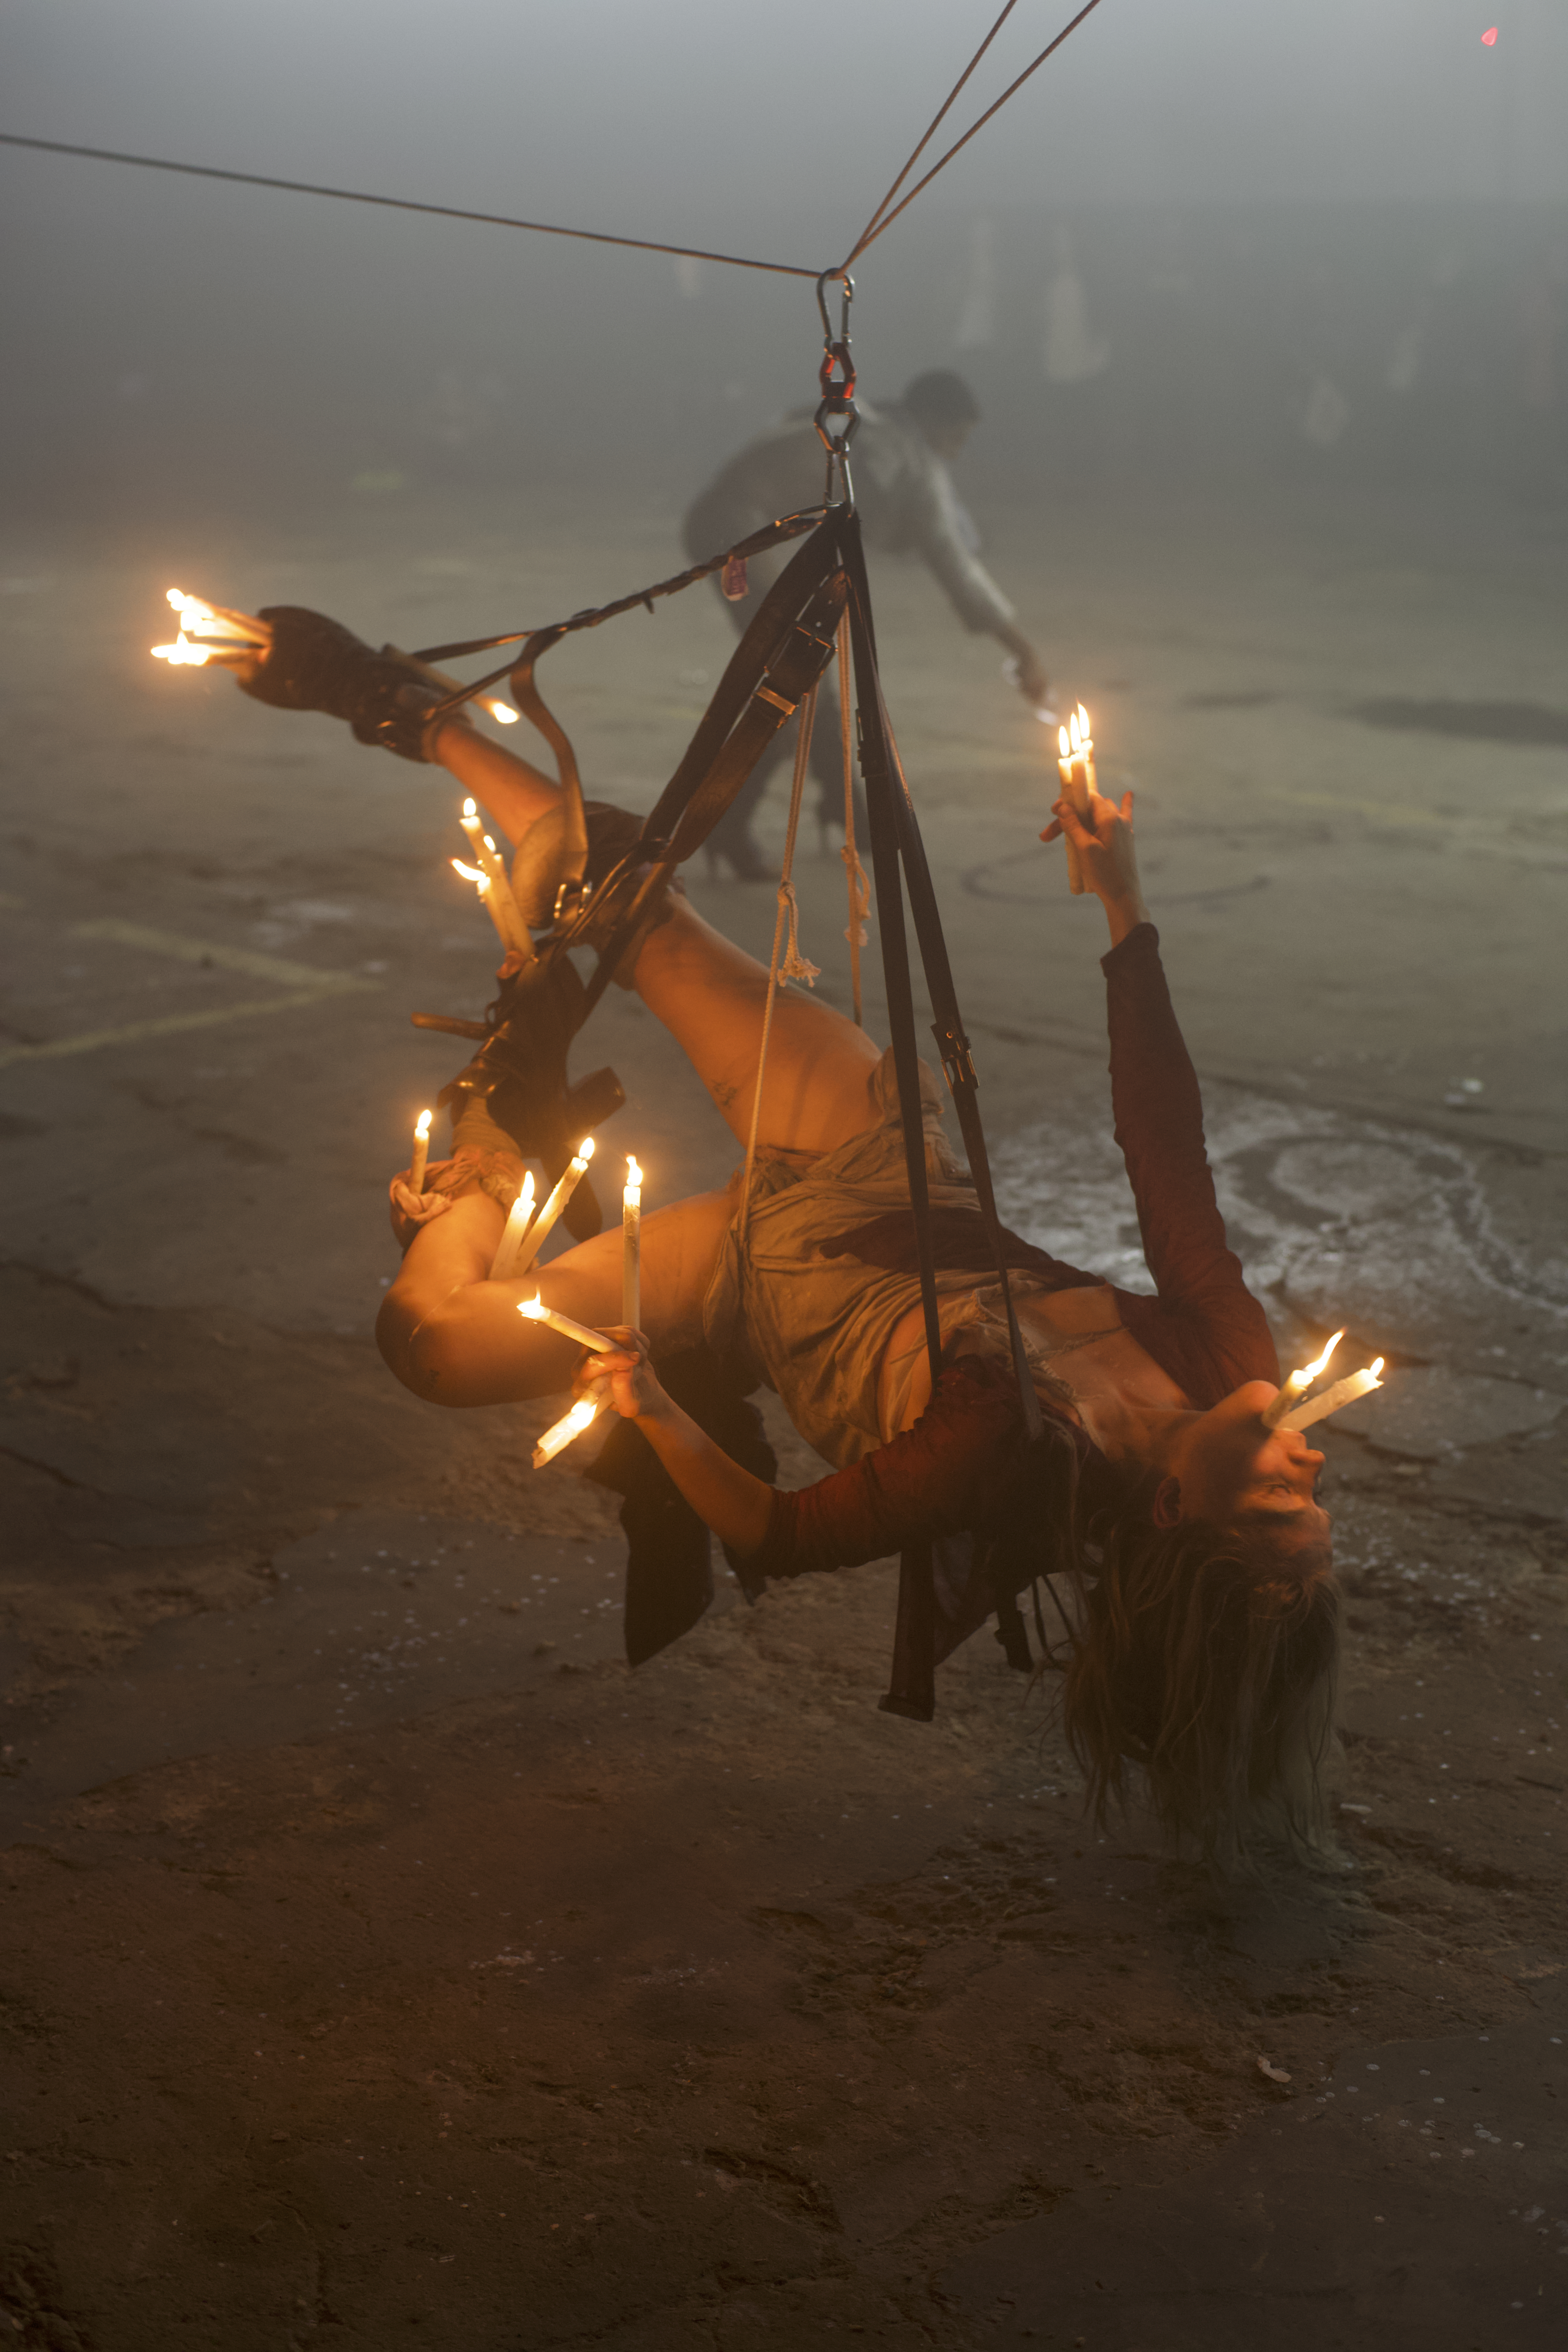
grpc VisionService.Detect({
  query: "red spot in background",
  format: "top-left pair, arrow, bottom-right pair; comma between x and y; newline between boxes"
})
1481,24 -> 1498,43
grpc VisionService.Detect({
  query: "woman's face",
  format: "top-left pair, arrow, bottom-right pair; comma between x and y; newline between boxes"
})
1174,1381 -> 1331,1537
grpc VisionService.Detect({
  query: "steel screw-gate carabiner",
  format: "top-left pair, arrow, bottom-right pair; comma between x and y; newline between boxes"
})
813,270 -> 857,508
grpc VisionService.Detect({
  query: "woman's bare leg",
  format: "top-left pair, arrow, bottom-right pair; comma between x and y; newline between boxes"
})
380,1185 -> 737,1407
631,900 -> 882,1158
430,723 -> 886,1160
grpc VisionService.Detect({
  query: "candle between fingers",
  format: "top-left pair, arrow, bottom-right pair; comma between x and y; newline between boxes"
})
1276,1360 -> 1384,1433
489,1169 -> 536,1281
622,1155 -> 642,1329
532,1395 -> 601,1467
518,1295 -> 617,1354
511,1139 -> 594,1279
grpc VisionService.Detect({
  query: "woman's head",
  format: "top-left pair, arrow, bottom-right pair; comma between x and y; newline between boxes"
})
1063,1437 -> 1339,1869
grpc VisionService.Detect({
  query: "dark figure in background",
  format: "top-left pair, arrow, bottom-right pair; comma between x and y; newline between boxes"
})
683,369 -> 1053,877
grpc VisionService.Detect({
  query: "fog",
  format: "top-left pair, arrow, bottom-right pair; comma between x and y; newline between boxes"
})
3,0 -> 1566,521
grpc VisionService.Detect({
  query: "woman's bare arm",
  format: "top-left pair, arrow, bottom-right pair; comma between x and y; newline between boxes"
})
580,1338 -> 774,1556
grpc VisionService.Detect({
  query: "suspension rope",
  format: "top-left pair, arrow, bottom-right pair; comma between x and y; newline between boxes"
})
2,6 -> 1107,286
843,0 -> 1107,266
738,684 -> 821,1254
847,0 -> 1024,261
836,612 -> 870,1030
0,132 -> 820,280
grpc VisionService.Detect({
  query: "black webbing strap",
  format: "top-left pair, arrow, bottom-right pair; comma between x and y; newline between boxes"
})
572,521 -> 847,1020
837,508 -> 1040,1721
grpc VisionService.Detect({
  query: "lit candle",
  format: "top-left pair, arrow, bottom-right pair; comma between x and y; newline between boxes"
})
456,799 -> 532,958
409,1107 -> 433,1194
510,1139 -> 594,1278
1261,1330 -> 1343,1430
531,1394 -> 601,1468
450,856 -> 519,952
622,1155 -> 642,1329
1276,1359 -> 1384,1433
488,1169 -> 536,1282
517,1294 -> 617,1354
1055,701 -> 1095,896
151,588 -> 270,668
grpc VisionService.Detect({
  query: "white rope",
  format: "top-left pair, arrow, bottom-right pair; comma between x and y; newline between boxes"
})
836,612 -> 870,1028
738,683 -> 821,1249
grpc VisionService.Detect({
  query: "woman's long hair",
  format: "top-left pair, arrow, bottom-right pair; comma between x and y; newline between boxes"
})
1057,1471 -> 1339,1869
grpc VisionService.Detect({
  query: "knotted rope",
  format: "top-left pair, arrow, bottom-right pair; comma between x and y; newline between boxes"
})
737,682 -> 822,1250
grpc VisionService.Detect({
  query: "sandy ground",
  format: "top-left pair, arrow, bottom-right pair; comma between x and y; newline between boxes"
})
2,476 -> 1566,2349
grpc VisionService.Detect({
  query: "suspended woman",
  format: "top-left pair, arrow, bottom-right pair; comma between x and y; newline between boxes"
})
239,609 -> 1338,1868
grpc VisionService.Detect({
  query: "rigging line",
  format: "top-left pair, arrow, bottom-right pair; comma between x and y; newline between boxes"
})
0,132 -> 819,281
849,0 -> 1024,258
843,0 -> 1106,265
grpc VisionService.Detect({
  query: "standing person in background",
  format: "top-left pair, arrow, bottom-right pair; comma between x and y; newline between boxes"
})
683,369 -> 1053,877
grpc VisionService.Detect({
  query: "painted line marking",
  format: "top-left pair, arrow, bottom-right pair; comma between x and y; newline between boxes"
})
0,919 -> 382,1067
0,989 -> 377,1068
69,918 -> 380,992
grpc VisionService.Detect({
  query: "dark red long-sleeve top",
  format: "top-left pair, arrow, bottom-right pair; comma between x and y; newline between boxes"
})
747,924 -> 1278,1583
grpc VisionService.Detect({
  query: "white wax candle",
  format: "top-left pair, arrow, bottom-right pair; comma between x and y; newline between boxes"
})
517,1295 -> 617,1354
488,1169 -> 536,1281
622,1155 -> 642,1329
451,856 -> 514,949
1056,702 -> 1095,897
456,799 -> 531,957
409,1107 -> 433,1194
511,1139 -> 594,1277
1261,1330 -> 1343,1430
1276,1360 -> 1384,1433
531,1394 -> 601,1468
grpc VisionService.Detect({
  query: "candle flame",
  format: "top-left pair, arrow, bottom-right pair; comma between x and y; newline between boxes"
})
462,796 -> 478,818
482,835 -> 500,854
1057,724 -> 1071,760
577,1136 -> 595,1165
520,1294 -> 548,1321
1300,1330 -> 1343,1384
1068,709 -> 1081,753
451,857 -> 487,885
1369,1358 -> 1384,1379
562,1398 -> 597,1434
152,633 -> 212,667
517,1170 -> 535,1213
1075,701 -> 1093,753
414,1109 -> 432,1142
484,699 -> 519,725
626,1155 -> 642,1189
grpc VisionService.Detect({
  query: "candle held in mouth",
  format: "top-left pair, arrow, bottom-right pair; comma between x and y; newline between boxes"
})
510,1139 -> 594,1277
531,1395 -> 601,1468
518,1295 -> 617,1354
488,1169 -> 536,1281
1261,1330 -> 1344,1430
622,1155 -> 642,1329
409,1107 -> 433,1194
1276,1359 -> 1384,1433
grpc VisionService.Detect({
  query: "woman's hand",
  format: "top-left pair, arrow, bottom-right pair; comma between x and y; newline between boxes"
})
570,1327 -> 668,1423
389,1170 -> 456,1250
1041,789 -> 1149,946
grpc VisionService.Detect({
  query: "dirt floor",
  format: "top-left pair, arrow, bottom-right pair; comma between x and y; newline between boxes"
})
2,474 -> 1565,2349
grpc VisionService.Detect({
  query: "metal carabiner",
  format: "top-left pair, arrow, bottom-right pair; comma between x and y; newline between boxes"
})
813,269 -> 858,508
